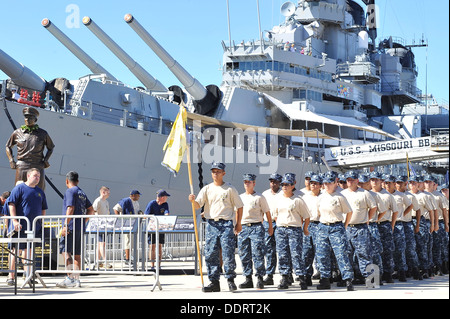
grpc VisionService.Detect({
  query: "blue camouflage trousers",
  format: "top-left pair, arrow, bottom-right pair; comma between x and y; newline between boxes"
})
346,224 -> 372,277
413,218 -> 431,271
238,223 -> 266,277
393,222 -> 407,272
368,222 -> 384,274
403,221 -> 419,270
275,226 -> 305,276
438,220 -> 449,263
432,222 -> 444,267
205,219 -> 237,281
377,221 -> 395,274
316,222 -> 354,280
263,221 -> 277,275
303,222 -> 319,277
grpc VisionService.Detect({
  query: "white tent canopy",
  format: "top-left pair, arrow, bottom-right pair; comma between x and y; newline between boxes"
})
263,93 -> 398,140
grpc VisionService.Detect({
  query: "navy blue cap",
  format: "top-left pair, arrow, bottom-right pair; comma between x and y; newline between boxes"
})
130,190 -> 141,195
338,174 -> 346,182
409,175 -> 421,182
211,162 -> 226,170
440,183 -> 449,190
269,173 -> 282,182
304,171 -> 314,178
243,174 -> 256,181
384,175 -> 396,183
281,176 -> 295,185
325,171 -> 338,179
310,174 -> 323,184
395,175 -> 408,183
323,175 -> 336,183
285,173 -> 296,182
358,174 -> 369,183
423,174 -> 435,183
345,170 -> 359,180
369,171 -> 383,180
156,189 -> 170,197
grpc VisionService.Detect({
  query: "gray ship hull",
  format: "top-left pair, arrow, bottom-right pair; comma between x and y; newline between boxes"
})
1,100 -> 322,215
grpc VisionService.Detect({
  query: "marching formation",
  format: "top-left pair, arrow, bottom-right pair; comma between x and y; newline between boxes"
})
189,162 -> 449,292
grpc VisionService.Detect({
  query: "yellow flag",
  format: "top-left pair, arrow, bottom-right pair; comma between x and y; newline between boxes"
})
161,105 -> 188,176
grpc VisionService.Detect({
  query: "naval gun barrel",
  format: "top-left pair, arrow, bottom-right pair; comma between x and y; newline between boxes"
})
125,14 -> 221,115
42,18 -> 118,82
0,48 -> 47,92
82,16 -> 167,92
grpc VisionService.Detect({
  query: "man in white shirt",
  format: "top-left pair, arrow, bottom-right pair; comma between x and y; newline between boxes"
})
92,186 -> 111,269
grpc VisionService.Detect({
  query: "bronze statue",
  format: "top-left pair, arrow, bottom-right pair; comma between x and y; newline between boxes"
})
5,107 -> 55,190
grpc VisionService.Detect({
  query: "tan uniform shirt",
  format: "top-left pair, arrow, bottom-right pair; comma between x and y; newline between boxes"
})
341,188 -> 377,224
195,182 -> 244,221
403,191 -> 420,222
317,191 -> 352,224
373,189 -> 398,222
391,190 -> 412,221
262,189 -> 281,221
273,194 -> 310,227
368,190 -> 388,222
432,191 -> 449,220
240,192 -> 270,224
303,191 -> 321,222
410,191 -> 434,220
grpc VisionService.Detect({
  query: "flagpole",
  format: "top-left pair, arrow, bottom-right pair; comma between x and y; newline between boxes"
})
186,143 -> 205,288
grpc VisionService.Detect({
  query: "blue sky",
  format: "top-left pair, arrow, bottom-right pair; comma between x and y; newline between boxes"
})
1,0 -> 448,104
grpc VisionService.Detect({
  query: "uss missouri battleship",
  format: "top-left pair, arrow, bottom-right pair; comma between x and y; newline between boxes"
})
1,0 -> 448,214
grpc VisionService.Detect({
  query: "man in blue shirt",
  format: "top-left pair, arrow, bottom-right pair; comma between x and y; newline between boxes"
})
145,189 -> 170,269
113,190 -> 141,264
57,171 -> 93,288
7,169 -> 47,285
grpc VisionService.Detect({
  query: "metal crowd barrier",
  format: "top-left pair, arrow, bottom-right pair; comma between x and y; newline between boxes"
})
0,215 -> 164,292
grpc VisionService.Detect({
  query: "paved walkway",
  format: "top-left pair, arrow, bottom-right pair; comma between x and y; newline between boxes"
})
1,264 -> 448,300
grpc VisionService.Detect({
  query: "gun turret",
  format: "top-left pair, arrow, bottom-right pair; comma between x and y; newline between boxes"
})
0,48 -> 47,92
42,18 -> 118,82
82,16 -> 167,92
124,14 -> 221,116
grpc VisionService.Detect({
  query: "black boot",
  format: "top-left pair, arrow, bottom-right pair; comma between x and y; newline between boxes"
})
382,272 -> 394,283
256,276 -> 264,289
202,280 -> 220,292
398,270 -> 407,282
278,275 -> 289,290
262,274 -> 274,285
298,275 -> 308,290
239,276 -> 253,289
442,261 -> 449,275
305,275 -> 313,286
228,278 -> 237,292
412,267 -> 422,280
346,279 -> 355,291
317,278 -> 331,290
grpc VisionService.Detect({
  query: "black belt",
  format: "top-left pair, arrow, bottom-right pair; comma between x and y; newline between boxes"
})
348,223 -> 367,228
321,221 -> 342,226
243,222 -> 262,227
377,220 -> 390,225
311,221 -> 320,224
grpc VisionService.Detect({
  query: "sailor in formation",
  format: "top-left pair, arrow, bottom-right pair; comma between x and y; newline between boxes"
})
189,165 -> 449,293
189,162 -> 243,292
238,174 -> 273,289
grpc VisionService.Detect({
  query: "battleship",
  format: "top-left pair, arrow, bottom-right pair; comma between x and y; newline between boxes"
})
1,0 -> 448,214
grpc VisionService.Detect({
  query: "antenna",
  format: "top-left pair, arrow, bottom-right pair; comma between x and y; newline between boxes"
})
281,2 -> 296,17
